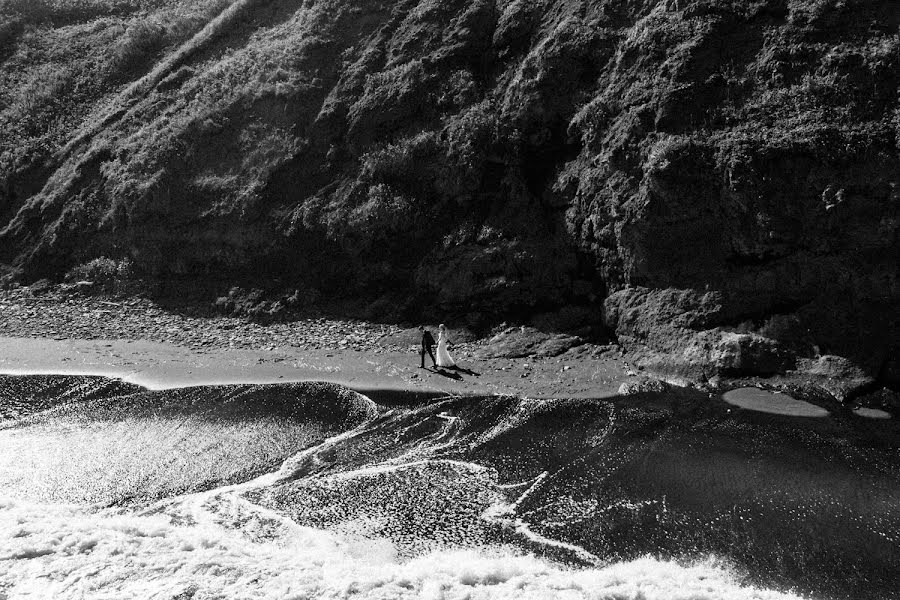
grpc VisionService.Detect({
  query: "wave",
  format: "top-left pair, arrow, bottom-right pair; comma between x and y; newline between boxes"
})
0,495 -> 801,600
0,376 -> 376,505
1,375 -> 898,599
1,376 -> 378,427
0,374 -> 143,422
249,394 -> 900,599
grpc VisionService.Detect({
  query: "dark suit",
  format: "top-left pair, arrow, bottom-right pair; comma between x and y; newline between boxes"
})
421,330 -> 436,368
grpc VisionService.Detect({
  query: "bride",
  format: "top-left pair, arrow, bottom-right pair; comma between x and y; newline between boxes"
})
435,323 -> 456,368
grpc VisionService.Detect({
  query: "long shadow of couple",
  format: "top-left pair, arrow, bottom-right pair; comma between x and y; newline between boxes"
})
428,365 -> 480,380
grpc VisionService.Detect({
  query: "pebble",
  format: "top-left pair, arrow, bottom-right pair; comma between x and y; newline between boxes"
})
0,289 -> 609,365
0,289 -> 406,353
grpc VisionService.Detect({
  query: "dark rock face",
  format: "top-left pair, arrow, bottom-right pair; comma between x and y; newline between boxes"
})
474,325 -> 583,359
0,0 -> 897,387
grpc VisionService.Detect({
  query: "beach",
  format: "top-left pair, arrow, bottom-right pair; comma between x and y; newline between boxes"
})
0,287 -> 629,398
1,288 -> 899,599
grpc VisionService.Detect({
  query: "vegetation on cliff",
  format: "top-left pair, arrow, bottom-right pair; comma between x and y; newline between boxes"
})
0,0 -> 897,391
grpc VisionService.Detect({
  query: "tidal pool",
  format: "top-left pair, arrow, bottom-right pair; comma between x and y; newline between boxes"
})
853,407 -> 892,419
722,387 -> 829,417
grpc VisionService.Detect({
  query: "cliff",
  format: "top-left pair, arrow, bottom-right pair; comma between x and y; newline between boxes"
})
0,0 -> 897,392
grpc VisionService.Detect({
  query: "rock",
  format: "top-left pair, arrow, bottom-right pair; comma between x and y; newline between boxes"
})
603,287 -> 889,389
28,279 -> 53,295
474,326 -> 582,359
75,280 -> 97,293
618,377 -> 669,396
59,281 -> 96,296
795,355 -> 877,402
852,387 -> 900,416
711,333 -> 795,376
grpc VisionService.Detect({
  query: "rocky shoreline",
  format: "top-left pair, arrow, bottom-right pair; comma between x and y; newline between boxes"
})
0,286 -> 406,354
0,285 -> 626,400
0,285 -> 896,418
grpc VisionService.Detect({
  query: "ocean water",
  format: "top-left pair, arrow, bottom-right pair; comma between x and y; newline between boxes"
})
1,375 -> 897,600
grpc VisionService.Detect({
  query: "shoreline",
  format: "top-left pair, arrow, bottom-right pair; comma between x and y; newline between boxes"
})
0,287 -> 628,399
2,336 -> 895,420
0,288 -> 895,417
0,335 -> 629,400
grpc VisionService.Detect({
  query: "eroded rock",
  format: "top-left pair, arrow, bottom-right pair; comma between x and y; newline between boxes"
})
794,355 -> 877,402
617,377 -> 669,396
474,326 -> 582,359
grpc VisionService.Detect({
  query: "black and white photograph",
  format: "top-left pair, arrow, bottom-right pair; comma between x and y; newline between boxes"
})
0,0 -> 897,598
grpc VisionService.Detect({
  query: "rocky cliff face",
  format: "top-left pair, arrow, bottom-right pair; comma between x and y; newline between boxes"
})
0,0 -> 897,390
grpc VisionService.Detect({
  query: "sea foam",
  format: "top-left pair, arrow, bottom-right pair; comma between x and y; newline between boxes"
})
0,496 -> 803,600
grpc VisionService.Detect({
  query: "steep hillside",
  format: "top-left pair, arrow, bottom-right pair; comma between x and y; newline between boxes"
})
0,0 -> 897,390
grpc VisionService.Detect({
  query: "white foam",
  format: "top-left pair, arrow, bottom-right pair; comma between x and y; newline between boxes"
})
0,495 -> 804,600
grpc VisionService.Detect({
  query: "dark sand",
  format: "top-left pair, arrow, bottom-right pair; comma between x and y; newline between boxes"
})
0,336 -> 629,400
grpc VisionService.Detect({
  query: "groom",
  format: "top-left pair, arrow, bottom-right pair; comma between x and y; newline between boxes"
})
419,326 -> 437,368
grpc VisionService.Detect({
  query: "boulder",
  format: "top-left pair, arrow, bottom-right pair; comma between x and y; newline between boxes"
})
794,355 -> 877,402
618,377 -> 669,396
474,326 -> 583,359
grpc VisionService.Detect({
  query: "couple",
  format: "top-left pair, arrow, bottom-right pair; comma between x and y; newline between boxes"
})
419,324 -> 455,369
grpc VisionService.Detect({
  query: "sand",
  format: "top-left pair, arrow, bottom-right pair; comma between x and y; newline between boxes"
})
0,335 -> 629,399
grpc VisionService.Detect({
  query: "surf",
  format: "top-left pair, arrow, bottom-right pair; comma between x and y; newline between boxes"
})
1,374 -> 897,599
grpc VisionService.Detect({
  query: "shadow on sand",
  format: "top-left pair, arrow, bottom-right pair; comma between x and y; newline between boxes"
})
428,367 -> 463,380
448,366 -> 480,377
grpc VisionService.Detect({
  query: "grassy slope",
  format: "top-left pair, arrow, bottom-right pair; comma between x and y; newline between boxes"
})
0,0 -> 897,379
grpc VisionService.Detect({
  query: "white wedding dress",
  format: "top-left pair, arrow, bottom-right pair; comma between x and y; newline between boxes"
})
436,331 -> 456,368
